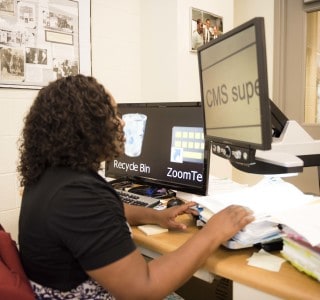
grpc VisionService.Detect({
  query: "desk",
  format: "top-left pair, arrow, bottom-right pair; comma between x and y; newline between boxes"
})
132,215 -> 320,300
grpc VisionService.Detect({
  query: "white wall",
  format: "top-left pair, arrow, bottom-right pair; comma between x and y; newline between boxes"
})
144,0 -> 234,102
91,0 -> 234,103
0,89 -> 37,240
91,0 -> 142,102
140,0 -> 178,101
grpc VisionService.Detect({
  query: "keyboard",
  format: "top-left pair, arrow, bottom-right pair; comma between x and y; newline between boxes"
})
115,189 -> 160,208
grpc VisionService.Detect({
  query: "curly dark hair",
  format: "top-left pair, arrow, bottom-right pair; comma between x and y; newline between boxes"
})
18,74 -> 124,186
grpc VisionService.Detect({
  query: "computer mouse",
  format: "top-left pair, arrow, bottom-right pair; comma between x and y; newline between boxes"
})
166,198 -> 185,208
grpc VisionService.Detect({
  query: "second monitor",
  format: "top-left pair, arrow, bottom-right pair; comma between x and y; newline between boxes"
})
105,102 -> 210,196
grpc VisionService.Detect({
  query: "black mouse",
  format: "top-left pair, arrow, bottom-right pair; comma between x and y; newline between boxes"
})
166,198 -> 185,208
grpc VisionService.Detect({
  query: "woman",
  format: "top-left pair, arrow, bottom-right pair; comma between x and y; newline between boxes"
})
18,75 -> 254,299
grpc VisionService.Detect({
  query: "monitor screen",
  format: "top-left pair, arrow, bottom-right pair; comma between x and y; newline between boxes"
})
105,102 -> 210,196
197,17 -> 272,165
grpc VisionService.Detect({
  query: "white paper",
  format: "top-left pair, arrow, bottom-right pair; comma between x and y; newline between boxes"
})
179,176 -> 317,247
186,177 -> 314,219
247,249 -> 286,272
273,201 -> 320,247
138,225 -> 168,235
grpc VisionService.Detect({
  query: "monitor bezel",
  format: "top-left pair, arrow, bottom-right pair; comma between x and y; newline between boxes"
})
105,101 -> 210,196
197,17 -> 272,153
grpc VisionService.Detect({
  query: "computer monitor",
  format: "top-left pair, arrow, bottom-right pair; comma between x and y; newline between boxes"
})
105,102 -> 210,196
197,17 -> 273,166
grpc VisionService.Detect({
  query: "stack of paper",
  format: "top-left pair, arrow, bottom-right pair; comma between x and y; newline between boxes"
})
197,205 -> 282,249
232,220 -> 281,245
281,226 -> 320,281
272,200 -> 320,248
177,176 -> 316,249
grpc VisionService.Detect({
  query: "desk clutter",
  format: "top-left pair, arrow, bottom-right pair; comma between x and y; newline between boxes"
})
114,189 -> 160,208
177,176 -> 320,281
110,175 -> 320,282
109,177 -> 177,208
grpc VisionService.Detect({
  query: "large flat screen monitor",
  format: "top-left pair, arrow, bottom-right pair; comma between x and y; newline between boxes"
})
105,102 -> 210,196
197,17 -> 272,166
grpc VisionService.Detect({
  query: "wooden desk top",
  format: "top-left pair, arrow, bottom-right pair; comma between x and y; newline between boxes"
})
132,216 -> 320,300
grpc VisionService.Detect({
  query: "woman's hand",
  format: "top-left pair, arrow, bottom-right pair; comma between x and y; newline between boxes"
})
155,201 -> 199,230
205,204 -> 255,244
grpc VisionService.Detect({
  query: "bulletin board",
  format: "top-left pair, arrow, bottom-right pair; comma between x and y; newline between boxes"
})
0,0 -> 91,89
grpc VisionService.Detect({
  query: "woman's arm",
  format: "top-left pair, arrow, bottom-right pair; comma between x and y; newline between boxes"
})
87,205 -> 254,300
124,202 -> 198,230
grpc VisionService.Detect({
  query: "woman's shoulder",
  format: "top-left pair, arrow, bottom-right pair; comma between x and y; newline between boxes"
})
39,167 -> 115,196
44,167 -> 106,183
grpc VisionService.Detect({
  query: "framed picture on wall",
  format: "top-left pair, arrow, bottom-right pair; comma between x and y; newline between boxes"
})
190,7 -> 223,52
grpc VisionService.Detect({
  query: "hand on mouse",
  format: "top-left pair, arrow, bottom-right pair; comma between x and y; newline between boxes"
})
155,201 -> 199,230
166,197 -> 184,208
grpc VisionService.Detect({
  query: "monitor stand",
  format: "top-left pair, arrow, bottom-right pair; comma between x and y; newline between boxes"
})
233,120 -> 320,174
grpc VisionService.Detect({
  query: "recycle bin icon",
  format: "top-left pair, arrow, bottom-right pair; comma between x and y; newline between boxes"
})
122,113 -> 147,157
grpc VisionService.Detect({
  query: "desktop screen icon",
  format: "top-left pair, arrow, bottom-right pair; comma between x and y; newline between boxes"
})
170,126 -> 205,163
122,113 -> 147,157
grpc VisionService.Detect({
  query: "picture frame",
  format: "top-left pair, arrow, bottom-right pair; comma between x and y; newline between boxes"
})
0,0 -> 91,89
190,7 -> 223,52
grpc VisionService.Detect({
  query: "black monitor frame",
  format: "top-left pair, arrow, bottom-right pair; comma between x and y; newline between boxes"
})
197,17 -> 273,166
105,102 -> 210,196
